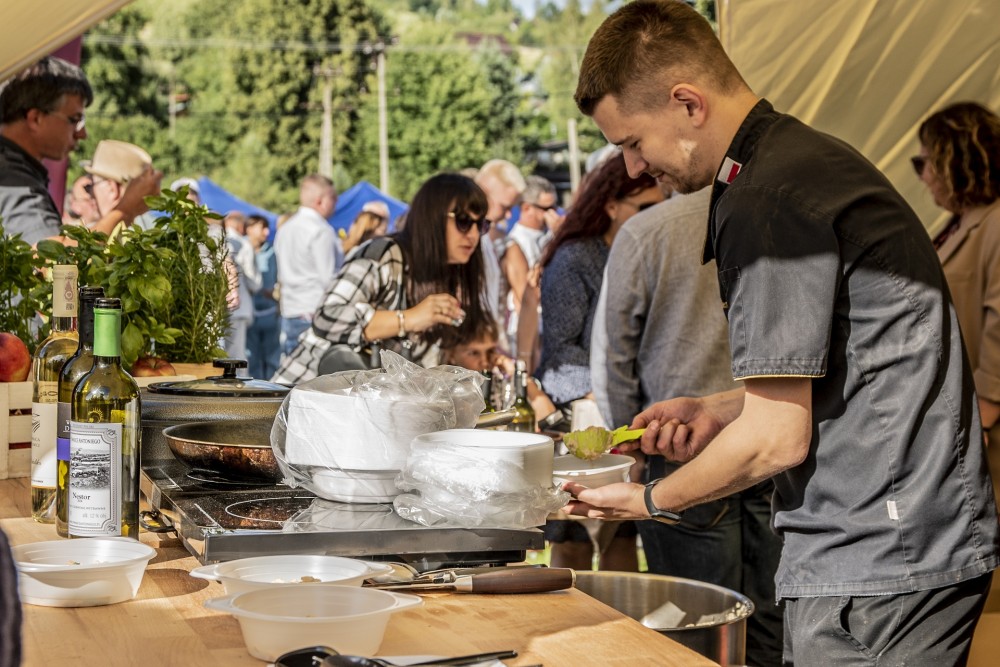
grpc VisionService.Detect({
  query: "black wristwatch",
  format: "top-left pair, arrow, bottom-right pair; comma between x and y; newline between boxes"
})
644,478 -> 683,525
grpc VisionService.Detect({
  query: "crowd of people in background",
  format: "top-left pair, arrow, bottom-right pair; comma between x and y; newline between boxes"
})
4,42 -> 1000,667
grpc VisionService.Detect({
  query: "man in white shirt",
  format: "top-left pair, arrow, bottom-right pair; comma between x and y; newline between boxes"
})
274,174 -> 339,356
222,211 -> 262,369
474,160 -> 525,329
503,175 -> 559,352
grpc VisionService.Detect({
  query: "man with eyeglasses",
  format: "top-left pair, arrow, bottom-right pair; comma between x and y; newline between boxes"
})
0,57 -> 162,246
0,57 -> 91,245
503,175 -> 559,354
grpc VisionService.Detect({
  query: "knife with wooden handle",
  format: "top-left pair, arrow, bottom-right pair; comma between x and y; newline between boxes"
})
372,567 -> 576,594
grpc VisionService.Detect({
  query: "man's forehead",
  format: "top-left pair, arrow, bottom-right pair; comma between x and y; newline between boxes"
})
57,93 -> 86,113
537,191 -> 557,206
461,338 -> 495,351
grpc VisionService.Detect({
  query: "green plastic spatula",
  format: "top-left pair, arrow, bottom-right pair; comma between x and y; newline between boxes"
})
563,425 -> 646,461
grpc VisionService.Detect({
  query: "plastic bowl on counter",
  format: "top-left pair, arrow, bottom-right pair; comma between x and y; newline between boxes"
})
204,583 -> 423,661
13,537 -> 157,607
190,554 -> 394,595
310,467 -> 402,503
552,453 -> 635,489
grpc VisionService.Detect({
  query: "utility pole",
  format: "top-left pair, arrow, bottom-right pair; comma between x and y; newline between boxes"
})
313,63 -> 338,179
376,43 -> 389,194
319,74 -> 334,179
168,72 -> 176,140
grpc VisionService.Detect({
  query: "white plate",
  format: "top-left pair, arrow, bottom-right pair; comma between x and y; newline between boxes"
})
552,453 -> 634,488
13,538 -> 156,607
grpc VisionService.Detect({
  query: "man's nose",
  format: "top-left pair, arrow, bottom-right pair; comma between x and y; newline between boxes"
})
623,149 -> 648,179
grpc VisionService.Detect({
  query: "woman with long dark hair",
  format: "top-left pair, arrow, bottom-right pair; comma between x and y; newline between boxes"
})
535,152 -> 662,405
273,173 -> 491,382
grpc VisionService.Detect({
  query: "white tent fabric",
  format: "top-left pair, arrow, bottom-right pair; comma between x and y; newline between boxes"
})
0,0 -> 132,82
718,0 -> 1000,233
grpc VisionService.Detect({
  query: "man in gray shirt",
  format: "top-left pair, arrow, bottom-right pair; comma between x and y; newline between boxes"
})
592,187 -> 782,665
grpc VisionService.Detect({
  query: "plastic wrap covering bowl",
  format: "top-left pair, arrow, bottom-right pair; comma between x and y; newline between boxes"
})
393,429 -> 568,529
409,429 -> 555,491
271,352 -> 486,504
204,584 -> 422,661
310,468 -> 402,504
13,538 -> 156,607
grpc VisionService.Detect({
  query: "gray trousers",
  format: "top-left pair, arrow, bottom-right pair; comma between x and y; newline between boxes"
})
783,571 -> 993,666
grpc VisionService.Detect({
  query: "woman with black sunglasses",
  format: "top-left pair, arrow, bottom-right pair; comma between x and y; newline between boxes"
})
272,172 -> 493,382
916,102 -> 1000,450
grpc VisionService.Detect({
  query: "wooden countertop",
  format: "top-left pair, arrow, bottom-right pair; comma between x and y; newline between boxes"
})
1,478 -> 718,667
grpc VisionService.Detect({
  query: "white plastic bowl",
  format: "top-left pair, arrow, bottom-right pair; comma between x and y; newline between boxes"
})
190,555 -> 393,595
13,538 -> 156,607
409,429 -> 554,491
311,467 -> 401,503
553,453 -> 635,488
204,584 -> 423,660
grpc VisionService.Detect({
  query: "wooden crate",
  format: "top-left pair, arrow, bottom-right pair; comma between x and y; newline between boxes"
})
1,380 -> 32,479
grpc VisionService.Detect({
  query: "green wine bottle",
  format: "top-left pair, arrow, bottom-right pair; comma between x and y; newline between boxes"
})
68,297 -> 141,539
31,265 -> 79,523
509,361 -> 536,433
480,370 -> 496,413
56,286 -> 105,537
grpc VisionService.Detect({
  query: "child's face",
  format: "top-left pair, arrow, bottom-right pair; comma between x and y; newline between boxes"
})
448,336 -> 497,372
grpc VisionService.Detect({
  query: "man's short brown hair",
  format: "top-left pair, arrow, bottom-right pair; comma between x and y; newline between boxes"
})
575,0 -> 746,116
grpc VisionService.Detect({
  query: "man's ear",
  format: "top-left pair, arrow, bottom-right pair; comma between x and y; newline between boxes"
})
671,84 -> 708,128
24,108 -> 45,130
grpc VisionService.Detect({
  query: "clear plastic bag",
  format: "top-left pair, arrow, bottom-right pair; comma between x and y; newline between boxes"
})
393,442 -> 570,529
270,351 -> 486,503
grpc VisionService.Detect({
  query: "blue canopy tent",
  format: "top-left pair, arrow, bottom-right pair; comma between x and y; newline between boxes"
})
194,177 -> 406,240
196,177 -> 279,237
330,181 -> 408,233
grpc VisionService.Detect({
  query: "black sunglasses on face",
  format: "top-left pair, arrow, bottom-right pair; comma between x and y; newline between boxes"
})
911,155 -> 927,176
448,211 -> 490,235
526,202 -> 557,213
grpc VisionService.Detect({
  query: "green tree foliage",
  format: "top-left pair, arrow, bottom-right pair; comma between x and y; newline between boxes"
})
74,0 -> 716,210
75,5 -> 178,180
176,0 -> 390,211
347,30 -> 531,200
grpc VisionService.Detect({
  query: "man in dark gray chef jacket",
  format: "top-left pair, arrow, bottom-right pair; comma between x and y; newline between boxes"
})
564,2 -> 1000,665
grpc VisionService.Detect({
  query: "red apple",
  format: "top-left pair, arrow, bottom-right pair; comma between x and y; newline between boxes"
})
0,332 -> 31,382
131,356 -> 177,377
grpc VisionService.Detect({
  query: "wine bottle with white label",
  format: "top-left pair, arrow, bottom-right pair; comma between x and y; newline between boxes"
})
31,265 -> 79,523
69,298 -> 141,539
55,285 -> 105,537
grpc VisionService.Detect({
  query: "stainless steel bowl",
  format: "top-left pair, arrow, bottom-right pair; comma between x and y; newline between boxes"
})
574,570 -> 753,666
